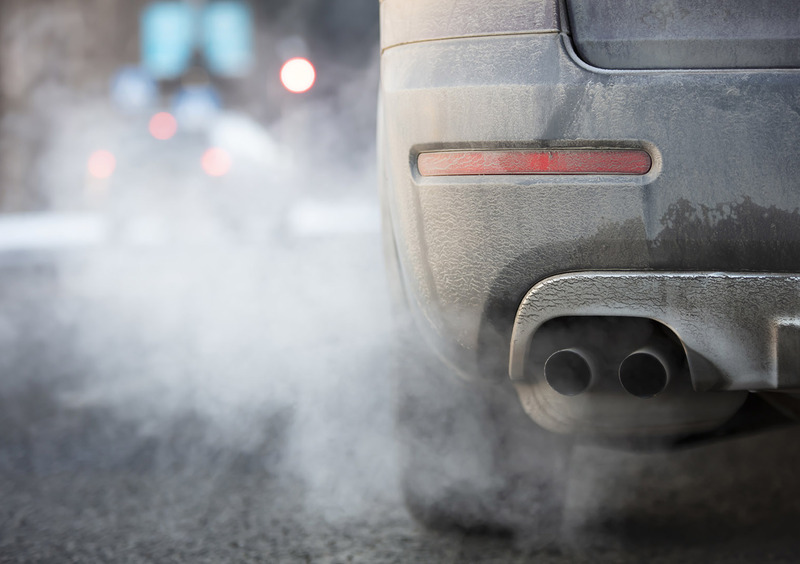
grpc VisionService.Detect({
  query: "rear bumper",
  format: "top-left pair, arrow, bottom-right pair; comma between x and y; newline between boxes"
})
511,271 -> 800,392
508,271 -> 800,435
380,31 -> 800,385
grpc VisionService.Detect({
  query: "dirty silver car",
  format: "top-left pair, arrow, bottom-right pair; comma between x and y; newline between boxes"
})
379,0 -> 800,534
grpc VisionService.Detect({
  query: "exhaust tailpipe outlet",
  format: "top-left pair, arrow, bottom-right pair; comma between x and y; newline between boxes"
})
544,348 -> 593,396
618,346 -> 676,398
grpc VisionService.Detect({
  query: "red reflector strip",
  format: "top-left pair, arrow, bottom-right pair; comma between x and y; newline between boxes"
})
418,149 -> 652,176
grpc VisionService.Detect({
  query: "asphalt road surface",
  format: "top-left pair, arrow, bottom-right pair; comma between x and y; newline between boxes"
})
0,234 -> 799,563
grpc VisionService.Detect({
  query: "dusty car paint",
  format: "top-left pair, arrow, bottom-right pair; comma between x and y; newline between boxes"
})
380,0 -> 800,436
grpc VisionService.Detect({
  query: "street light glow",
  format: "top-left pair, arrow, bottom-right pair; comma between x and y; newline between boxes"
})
280,57 -> 315,93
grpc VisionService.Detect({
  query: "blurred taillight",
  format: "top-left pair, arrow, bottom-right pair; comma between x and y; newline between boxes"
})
417,149 -> 652,176
202,147 -> 232,177
149,112 -> 178,140
87,150 -> 117,179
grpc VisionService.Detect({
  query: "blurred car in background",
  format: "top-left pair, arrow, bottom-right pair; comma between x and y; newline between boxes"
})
380,0 -> 800,533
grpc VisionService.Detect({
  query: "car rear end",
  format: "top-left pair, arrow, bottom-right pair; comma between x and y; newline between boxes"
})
380,0 -> 800,440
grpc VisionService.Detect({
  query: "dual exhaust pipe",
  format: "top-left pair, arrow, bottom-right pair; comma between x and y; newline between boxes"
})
544,343 -> 677,399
